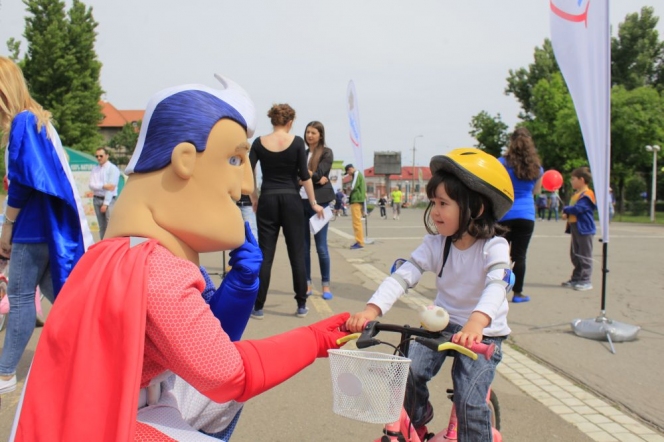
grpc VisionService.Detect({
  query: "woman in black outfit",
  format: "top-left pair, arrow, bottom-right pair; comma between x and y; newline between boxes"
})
250,104 -> 323,319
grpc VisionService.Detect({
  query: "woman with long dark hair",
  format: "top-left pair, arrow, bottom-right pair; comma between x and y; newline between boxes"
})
498,127 -> 543,303
250,104 -> 323,319
300,121 -> 335,300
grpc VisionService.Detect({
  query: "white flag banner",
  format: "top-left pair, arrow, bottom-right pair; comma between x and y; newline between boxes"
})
347,80 -> 365,174
550,0 -> 611,243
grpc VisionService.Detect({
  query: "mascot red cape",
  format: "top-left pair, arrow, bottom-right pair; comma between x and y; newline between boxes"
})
11,76 -> 349,441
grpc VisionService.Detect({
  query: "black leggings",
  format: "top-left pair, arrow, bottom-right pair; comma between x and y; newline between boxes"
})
500,219 -> 535,294
255,192 -> 308,310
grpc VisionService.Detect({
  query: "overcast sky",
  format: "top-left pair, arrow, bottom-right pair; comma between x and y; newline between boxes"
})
1,0 -> 663,168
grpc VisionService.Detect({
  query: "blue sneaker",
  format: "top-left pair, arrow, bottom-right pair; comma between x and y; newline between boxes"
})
512,294 -> 530,303
296,306 -> 309,318
322,291 -> 333,300
251,309 -> 264,319
350,243 -> 364,250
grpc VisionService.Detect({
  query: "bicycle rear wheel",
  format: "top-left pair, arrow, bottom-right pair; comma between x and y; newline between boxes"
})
488,389 -> 501,431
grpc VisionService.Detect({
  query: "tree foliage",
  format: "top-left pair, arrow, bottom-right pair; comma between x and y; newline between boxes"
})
108,121 -> 141,167
612,7 -> 664,91
8,0 -> 104,153
504,39 -> 559,121
108,121 -> 141,152
468,111 -> 508,157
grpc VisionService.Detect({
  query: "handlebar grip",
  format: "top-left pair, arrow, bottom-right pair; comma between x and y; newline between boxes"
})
418,337 -> 495,361
335,333 -> 361,346
469,341 -> 495,360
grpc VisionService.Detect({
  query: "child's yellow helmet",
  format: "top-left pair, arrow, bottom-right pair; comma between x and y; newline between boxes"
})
429,148 -> 514,219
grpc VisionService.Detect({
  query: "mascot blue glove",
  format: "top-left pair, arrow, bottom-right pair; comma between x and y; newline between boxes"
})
209,221 -> 263,341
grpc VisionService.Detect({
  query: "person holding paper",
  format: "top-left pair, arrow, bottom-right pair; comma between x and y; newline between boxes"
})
250,105 -> 324,320
300,121 -> 335,300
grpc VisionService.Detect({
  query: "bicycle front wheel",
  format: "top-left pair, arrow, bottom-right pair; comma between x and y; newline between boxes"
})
488,389 -> 501,431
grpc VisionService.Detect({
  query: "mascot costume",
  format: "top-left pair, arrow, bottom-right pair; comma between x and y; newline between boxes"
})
11,75 -> 350,441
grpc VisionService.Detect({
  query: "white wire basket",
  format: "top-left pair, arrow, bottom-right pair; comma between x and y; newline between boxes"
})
328,349 -> 411,424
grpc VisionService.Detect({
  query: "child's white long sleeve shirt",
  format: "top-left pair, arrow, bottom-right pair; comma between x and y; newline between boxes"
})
368,234 -> 511,337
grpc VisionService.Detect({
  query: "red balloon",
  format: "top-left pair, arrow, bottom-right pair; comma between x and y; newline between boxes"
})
542,170 -> 563,191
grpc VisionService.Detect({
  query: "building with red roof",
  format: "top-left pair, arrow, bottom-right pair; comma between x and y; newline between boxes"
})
342,165 -> 432,204
98,101 -> 144,142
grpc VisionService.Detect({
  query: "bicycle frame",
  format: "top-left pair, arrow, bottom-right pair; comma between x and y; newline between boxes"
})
340,321 -> 501,442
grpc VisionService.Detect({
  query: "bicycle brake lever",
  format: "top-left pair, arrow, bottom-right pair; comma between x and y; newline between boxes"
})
356,321 -> 381,349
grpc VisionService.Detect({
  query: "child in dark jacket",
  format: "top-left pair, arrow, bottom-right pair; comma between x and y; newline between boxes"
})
561,167 -> 596,291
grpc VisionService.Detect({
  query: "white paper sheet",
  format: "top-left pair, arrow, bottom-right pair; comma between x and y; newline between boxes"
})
309,206 -> 334,235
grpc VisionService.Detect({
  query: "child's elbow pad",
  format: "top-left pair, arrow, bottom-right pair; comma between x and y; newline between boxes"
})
486,263 -> 515,293
389,258 -> 424,292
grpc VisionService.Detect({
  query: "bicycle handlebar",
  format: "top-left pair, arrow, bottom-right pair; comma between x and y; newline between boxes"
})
337,321 -> 495,361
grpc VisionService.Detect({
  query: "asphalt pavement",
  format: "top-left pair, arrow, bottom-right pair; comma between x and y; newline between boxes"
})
0,208 -> 662,441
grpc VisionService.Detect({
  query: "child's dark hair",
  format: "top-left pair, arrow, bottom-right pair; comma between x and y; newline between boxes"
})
571,166 -> 592,185
424,171 -> 508,241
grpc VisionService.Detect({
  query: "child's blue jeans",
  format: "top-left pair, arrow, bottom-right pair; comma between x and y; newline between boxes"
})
404,322 -> 505,442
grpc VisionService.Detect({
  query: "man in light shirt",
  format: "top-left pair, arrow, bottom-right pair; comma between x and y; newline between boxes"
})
88,147 -> 120,239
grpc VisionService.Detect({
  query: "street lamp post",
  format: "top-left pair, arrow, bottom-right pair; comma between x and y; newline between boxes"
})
411,135 -> 423,204
645,145 -> 660,223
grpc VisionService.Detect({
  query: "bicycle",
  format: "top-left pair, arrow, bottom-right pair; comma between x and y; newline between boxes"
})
330,321 -> 502,442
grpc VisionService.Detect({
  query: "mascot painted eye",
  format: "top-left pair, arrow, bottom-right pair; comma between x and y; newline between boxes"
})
229,155 -> 242,166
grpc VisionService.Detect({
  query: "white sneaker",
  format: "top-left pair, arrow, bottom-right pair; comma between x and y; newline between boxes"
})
573,282 -> 593,291
0,374 -> 17,394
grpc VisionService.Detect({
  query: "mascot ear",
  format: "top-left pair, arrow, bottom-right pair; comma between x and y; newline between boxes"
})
171,142 -> 197,180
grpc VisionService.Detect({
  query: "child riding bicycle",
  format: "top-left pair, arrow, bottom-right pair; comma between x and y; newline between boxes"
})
347,148 -> 515,442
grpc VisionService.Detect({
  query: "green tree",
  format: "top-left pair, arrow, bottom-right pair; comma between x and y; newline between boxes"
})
10,0 -> 104,153
505,39 -> 560,121
108,121 -> 141,166
468,111 -> 508,157
610,85 -> 664,198
526,72 -> 585,173
612,6 -> 664,91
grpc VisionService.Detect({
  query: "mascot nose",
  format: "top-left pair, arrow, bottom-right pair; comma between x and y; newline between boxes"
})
240,159 -> 254,195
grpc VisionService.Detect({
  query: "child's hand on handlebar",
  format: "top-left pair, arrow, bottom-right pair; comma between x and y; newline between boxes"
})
346,304 -> 381,333
452,329 -> 483,349
452,313 -> 490,348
